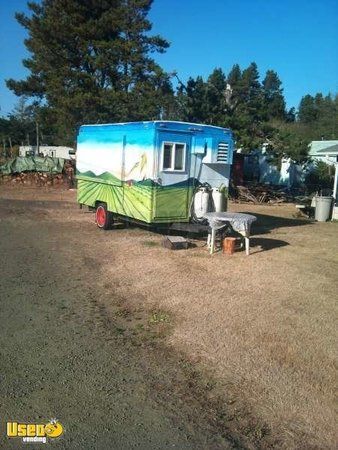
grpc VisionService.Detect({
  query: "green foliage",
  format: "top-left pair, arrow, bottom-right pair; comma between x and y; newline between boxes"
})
0,98 -> 36,153
149,311 -> 170,324
6,0 -> 173,144
298,95 -> 317,123
228,62 -> 266,150
178,76 -> 208,123
175,62 -> 336,162
298,93 -> 338,139
304,160 -> 335,192
263,121 -> 311,163
177,62 -> 284,151
205,68 -> 227,125
265,93 -> 337,163
262,70 -> 286,121
0,118 -> 10,142
4,0 -> 338,161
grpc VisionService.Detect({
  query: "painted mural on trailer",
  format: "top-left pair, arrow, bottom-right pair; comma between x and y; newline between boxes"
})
77,127 -> 155,182
76,121 -> 234,223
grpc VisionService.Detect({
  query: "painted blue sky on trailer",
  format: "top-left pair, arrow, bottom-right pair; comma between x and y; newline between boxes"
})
78,129 -> 154,147
78,121 -> 233,146
77,121 -> 234,187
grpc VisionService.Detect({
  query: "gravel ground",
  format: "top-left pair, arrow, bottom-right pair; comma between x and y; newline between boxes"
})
1,185 -> 337,449
0,186 -> 236,449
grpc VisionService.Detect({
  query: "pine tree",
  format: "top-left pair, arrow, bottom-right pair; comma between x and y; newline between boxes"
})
262,70 -> 286,120
241,62 -> 262,107
205,68 -> 227,125
3,98 -> 36,147
227,64 -> 241,88
6,0 -> 172,143
298,95 -> 317,123
181,76 -> 207,123
286,107 -> 296,122
297,93 -> 337,140
226,62 -> 265,150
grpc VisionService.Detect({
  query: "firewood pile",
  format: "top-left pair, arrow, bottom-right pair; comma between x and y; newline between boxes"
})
231,184 -> 293,204
0,171 -> 68,187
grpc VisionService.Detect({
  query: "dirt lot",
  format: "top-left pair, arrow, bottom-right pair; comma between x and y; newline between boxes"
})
0,185 -> 337,449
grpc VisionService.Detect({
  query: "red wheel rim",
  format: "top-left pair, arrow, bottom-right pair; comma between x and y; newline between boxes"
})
96,206 -> 106,227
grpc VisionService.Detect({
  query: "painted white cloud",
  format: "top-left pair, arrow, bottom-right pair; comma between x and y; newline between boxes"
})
77,142 -> 155,180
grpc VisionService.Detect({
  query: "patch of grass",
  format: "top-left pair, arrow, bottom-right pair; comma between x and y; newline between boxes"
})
113,326 -> 125,335
142,240 -> 158,247
149,310 -> 171,324
91,199 -> 338,448
115,308 -> 131,318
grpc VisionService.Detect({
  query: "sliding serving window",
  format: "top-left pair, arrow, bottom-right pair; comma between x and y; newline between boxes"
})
162,142 -> 186,171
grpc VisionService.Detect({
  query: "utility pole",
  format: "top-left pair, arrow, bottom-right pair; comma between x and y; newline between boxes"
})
36,121 -> 39,156
8,137 -> 13,157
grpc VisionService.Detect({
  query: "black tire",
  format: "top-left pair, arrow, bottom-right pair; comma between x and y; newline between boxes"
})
95,203 -> 114,230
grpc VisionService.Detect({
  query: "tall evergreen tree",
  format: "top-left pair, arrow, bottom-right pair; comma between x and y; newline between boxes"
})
0,117 -> 11,156
225,62 -> 265,149
6,0 -> 173,143
241,62 -> 262,108
285,107 -> 296,122
225,64 -> 242,113
297,93 -> 337,140
180,76 -> 208,123
262,70 -> 286,120
298,94 -> 317,123
205,68 -> 227,124
8,98 -> 36,146
227,64 -> 241,88
0,98 -> 37,147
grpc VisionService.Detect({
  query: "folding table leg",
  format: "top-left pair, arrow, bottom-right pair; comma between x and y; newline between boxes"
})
245,236 -> 250,255
210,228 -> 215,254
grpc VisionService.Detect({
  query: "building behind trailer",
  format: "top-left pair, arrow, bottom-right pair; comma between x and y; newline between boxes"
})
19,146 -> 75,160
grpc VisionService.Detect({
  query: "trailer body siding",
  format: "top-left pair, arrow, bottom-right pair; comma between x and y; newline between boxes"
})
76,121 -> 233,224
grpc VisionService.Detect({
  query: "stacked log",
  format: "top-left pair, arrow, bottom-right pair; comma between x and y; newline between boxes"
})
232,184 -> 293,204
0,172 -> 68,187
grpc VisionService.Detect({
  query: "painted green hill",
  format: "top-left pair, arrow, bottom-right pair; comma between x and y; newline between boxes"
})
98,171 -> 121,183
76,169 -> 97,178
77,170 -> 121,184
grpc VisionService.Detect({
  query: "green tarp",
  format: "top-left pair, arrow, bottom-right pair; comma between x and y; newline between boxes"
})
0,156 -> 65,175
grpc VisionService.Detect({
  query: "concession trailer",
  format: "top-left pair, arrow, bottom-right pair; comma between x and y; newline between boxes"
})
76,121 -> 234,229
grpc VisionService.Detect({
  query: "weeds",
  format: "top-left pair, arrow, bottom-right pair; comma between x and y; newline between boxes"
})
149,310 -> 170,324
142,240 -> 158,247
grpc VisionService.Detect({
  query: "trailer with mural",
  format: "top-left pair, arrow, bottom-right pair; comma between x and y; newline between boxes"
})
76,121 -> 234,228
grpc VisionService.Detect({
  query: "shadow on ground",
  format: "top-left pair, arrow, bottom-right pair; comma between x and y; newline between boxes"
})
249,237 -> 289,252
0,199 -> 311,249
242,212 -> 313,235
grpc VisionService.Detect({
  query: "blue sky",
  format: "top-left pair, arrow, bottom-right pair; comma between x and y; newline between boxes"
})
0,0 -> 337,116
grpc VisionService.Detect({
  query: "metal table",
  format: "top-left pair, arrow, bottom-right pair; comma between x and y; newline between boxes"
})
204,212 -> 257,255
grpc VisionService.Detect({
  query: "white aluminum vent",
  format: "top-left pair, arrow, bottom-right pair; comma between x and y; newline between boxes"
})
217,142 -> 229,162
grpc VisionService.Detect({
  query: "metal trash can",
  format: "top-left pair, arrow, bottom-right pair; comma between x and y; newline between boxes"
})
315,196 -> 333,222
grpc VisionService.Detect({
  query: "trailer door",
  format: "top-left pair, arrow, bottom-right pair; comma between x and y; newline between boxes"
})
153,131 -> 191,221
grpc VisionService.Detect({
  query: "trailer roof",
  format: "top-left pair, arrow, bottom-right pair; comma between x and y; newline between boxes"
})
79,120 -> 231,133
309,140 -> 338,157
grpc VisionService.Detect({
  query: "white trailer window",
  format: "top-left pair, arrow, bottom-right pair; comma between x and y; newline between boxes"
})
162,142 -> 186,171
163,143 -> 172,170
